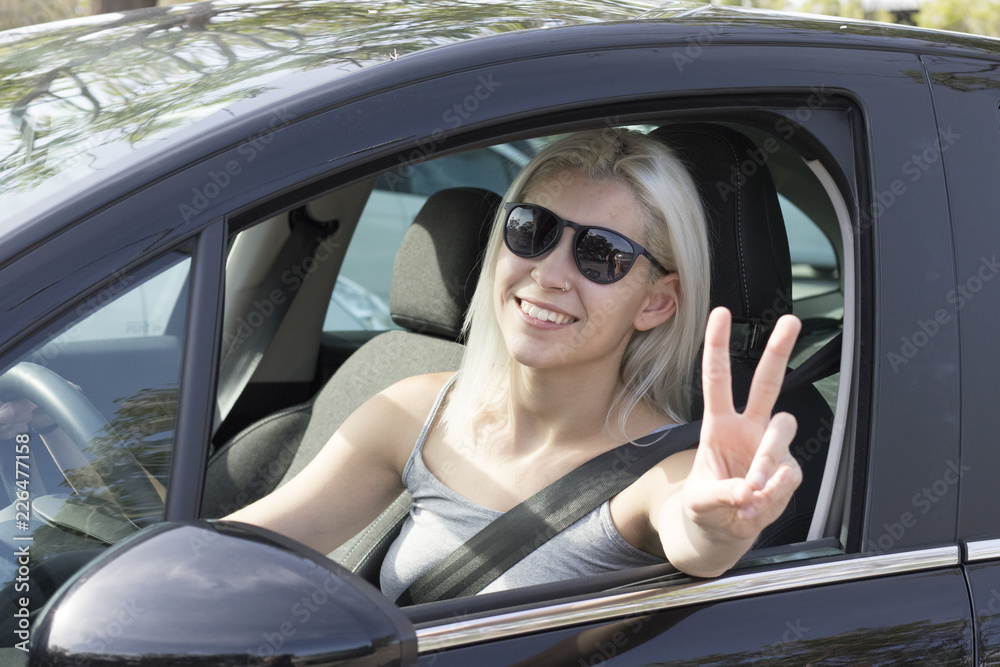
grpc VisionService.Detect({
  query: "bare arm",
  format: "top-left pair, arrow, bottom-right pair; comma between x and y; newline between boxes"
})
226,373 -> 450,555
645,308 -> 803,577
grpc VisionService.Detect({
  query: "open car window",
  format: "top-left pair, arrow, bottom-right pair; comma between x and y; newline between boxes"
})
216,108 -> 855,618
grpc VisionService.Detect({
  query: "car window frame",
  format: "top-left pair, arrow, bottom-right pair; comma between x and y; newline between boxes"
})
224,99 -> 860,605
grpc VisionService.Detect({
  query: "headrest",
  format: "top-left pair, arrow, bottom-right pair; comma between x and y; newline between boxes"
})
650,124 -> 792,336
390,187 -> 501,338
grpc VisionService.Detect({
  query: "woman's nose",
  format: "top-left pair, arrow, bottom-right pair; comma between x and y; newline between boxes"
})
530,233 -> 575,290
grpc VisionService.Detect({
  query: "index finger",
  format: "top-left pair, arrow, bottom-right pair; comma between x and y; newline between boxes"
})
702,307 -> 735,416
743,314 -> 802,422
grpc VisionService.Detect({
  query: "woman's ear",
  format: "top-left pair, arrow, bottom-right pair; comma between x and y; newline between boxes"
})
634,272 -> 680,331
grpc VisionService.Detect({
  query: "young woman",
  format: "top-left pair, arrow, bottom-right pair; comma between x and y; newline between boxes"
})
0,129 -> 802,600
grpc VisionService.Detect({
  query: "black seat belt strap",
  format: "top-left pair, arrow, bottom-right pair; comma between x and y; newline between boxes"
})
396,421 -> 701,605
781,332 -> 842,395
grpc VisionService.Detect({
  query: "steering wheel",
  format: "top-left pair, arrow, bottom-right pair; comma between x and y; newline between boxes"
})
0,362 -> 163,531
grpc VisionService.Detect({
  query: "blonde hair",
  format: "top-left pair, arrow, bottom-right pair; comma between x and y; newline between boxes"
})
442,128 -> 710,439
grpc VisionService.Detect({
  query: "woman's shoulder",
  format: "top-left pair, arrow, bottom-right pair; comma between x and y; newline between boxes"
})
346,372 -> 456,426
366,370 -> 453,421
379,371 -> 456,409
336,372 -> 457,471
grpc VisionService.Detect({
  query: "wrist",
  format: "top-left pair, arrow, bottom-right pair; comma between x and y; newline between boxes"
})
663,493 -> 755,578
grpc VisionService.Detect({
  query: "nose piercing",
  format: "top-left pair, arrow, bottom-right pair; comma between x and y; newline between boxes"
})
560,282 -> 568,292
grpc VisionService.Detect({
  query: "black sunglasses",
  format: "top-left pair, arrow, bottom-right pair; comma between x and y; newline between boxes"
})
502,202 -> 669,284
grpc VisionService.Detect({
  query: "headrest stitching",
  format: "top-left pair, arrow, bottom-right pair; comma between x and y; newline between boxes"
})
694,127 -> 751,318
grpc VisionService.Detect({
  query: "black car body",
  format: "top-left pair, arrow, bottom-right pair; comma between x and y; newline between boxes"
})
0,1 -> 998,664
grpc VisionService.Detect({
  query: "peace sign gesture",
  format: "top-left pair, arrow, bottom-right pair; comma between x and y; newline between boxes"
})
659,307 -> 803,577
693,305 -> 803,532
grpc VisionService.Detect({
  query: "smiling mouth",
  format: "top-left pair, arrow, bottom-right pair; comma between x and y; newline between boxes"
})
517,298 -> 576,325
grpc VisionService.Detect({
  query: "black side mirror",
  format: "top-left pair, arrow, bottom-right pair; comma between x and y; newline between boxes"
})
29,521 -> 416,666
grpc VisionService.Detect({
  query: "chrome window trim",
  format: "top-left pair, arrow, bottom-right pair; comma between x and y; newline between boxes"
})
966,538 -> 1000,562
415,546 -> 959,653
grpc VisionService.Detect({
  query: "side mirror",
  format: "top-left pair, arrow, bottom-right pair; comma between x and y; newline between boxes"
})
29,521 -> 416,666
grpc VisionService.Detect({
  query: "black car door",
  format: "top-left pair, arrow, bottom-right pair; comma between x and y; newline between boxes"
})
190,23 -> 969,664
925,52 -> 1000,664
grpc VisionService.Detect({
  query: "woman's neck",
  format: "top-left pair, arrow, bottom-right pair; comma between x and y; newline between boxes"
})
501,362 -> 630,454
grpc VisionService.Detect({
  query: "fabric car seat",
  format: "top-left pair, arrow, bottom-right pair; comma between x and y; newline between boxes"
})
651,123 -> 834,547
201,187 -> 501,548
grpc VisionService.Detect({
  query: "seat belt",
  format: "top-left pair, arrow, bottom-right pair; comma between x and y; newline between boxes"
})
781,332 -> 842,395
395,421 -> 701,606
215,208 -> 337,428
396,331 -> 843,605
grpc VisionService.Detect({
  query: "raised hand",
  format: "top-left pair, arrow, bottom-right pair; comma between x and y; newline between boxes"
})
682,307 -> 803,545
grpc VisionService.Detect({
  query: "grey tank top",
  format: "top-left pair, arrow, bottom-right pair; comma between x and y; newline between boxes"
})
380,375 -> 669,602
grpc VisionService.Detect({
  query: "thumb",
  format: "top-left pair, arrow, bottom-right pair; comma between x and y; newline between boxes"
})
685,476 -> 753,517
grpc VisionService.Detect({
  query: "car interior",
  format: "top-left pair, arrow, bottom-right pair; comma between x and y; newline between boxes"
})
0,114 -> 852,647
201,119 -> 850,603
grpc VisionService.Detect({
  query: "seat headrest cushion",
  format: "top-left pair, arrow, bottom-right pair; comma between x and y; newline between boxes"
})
651,124 -> 792,323
390,187 -> 501,338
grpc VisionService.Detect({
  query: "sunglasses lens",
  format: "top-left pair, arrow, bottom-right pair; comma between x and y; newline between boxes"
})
505,205 -> 559,256
504,204 -> 646,284
577,229 -> 636,283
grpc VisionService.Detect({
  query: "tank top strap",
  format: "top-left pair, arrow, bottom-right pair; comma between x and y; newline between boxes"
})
401,373 -> 458,481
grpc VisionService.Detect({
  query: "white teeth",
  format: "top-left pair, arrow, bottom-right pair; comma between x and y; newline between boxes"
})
519,299 -> 573,324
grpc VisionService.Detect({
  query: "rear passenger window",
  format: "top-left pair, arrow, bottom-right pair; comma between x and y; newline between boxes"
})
780,193 -> 839,299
